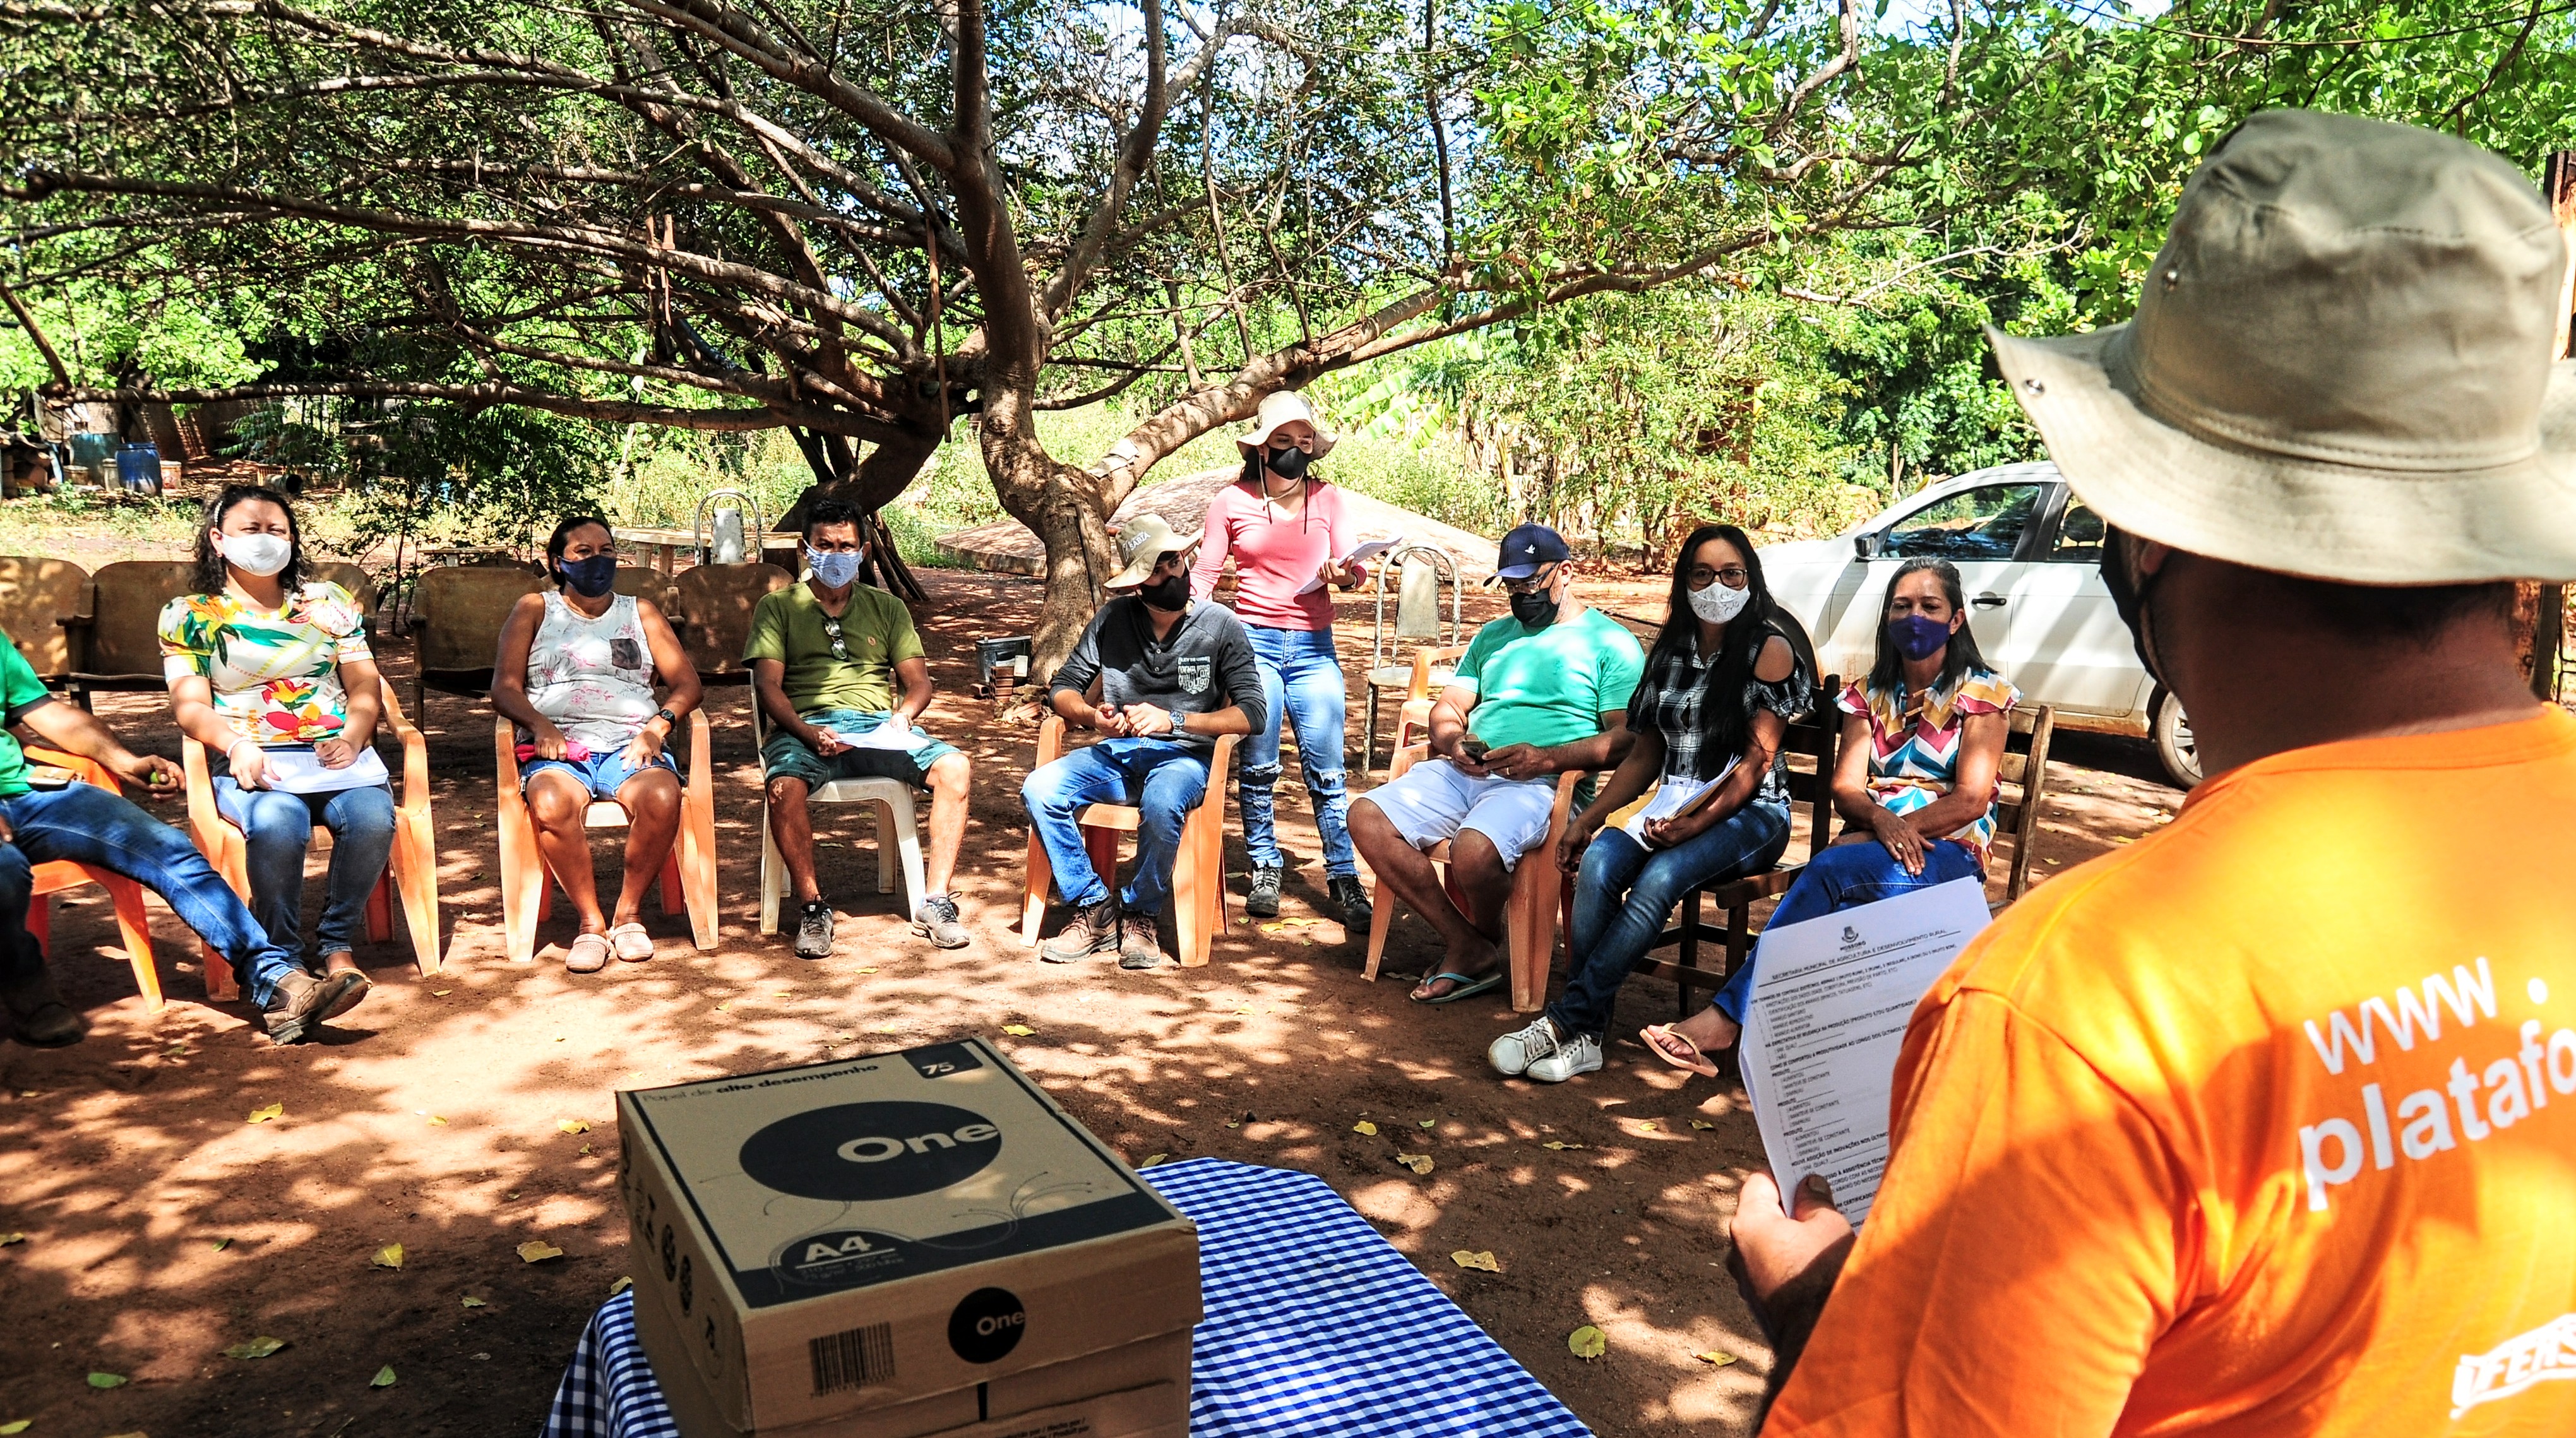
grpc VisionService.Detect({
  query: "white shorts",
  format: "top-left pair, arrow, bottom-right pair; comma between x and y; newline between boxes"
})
1354,759 -> 1557,871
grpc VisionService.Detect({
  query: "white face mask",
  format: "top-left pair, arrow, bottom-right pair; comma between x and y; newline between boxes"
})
220,532 -> 292,578
1688,578 -> 1751,624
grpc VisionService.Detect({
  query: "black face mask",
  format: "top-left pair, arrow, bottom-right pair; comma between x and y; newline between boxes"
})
1140,573 -> 1190,612
1509,585 -> 1558,629
1266,444 -> 1311,480
2099,526 -> 2168,685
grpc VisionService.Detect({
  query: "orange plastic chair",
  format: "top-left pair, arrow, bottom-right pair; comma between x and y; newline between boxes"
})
181,680 -> 443,1000
1389,643 -> 1469,761
493,713 -> 718,963
18,747 -> 162,1012
1361,742 -> 1584,1013
1018,715 -> 1237,968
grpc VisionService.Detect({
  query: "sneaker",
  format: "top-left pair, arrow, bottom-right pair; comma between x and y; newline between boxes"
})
1328,874 -> 1373,931
1041,897 -> 1120,964
1488,1015 -> 1561,1077
912,893 -> 970,949
794,901 -> 835,960
263,968 -> 366,1045
0,966 -> 88,1048
1246,866 -> 1282,919
1118,912 -> 1170,970
1527,1030 -> 1604,1083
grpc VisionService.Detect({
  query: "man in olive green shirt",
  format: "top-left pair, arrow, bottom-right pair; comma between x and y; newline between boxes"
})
746,500 -> 972,958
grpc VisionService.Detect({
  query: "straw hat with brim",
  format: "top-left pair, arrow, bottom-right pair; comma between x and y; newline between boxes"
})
1990,108 -> 2576,586
1104,513 -> 1203,590
1236,390 -> 1338,458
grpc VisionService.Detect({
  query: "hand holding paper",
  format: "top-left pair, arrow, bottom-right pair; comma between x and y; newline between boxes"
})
1296,535 -> 1402,593
833,721 -> 931,752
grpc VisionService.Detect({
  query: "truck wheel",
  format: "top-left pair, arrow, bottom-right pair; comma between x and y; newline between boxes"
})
2152,689 -> 2202,790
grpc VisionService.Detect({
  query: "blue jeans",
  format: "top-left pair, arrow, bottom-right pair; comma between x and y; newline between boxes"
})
1547,802 -> 1791,1040
215,778 -> 397,965
1712,838 -> 1983,1021
0,783 -> 303,1007
1240,626 -> 1356,878
1020,738 -> 1210,916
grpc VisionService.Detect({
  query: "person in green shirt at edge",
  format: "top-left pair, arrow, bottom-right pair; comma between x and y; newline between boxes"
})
0,627 -> 327,1046
1350,524 -> 1648,1004
746,498 -> 974,959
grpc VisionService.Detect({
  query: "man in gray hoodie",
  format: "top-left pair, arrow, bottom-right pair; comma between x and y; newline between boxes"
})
1024,516 -> 1267,969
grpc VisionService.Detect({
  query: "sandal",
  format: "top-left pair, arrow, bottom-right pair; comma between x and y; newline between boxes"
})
565,932 -> 611,974
318,953 -> 371,1019
608,922 -> 654,963
1410,970 -> 1503,1005
1640,1023 -> 1722,1079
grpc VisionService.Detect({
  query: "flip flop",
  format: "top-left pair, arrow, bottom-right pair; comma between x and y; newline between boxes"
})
1640,1023 -> 1722,1079
1411,970 -> 1503,1005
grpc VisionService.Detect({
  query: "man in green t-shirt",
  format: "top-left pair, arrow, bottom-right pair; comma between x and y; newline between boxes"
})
746,499 -> 974,959
0,627 -> 327,1045
1351,525 -> 1645,1004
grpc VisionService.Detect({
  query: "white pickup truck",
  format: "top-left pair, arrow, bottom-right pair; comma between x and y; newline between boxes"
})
1756,461 -> 2200,788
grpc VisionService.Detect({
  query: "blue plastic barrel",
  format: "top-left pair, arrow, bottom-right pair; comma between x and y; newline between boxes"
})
116,444 -> 163,495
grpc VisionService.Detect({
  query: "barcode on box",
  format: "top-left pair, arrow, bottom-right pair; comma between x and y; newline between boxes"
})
809,1321 -> 895,1395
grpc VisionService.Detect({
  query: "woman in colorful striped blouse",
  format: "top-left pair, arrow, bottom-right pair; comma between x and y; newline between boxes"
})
1643,557 -> 2018,1076
160,485 -> 392,1021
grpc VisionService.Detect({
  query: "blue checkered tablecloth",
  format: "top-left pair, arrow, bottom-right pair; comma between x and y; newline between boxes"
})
541,1156 -> 1590,1437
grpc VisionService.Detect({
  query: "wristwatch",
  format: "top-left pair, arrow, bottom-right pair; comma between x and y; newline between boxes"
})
653,706 -> 679,728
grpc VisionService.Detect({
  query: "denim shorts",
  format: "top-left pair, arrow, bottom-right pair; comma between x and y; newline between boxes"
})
521,747 -> 679,800
760,708 -> 960,791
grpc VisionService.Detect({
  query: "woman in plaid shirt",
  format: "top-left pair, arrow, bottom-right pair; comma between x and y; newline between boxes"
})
1487,523 -> 1815,1083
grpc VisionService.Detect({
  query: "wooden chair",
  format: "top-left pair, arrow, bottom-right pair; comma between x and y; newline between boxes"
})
671,563 -> 793,687
1361,547 -> 1462,771
1388,643 -> 1469,762
404,566 -> 548,720
1017,714 -> 1237,967
62,559 -> 196,708
180,679 -> 443,1000
19,747 -> 163,1012
1640,694 -> 2055,1014
751,703 -> 927,935
492,713 -> 718,963
0,556 -> 89,689
1361,742 -> 1590,1013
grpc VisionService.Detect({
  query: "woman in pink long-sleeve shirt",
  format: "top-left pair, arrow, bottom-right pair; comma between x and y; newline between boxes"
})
1190,391 -> 1373,929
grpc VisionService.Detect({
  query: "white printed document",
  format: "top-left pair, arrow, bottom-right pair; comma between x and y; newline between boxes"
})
1621,759 -> 1739,841
256,746 -> 391,795
832,722 -> 930,752
1736,875 -> 1992,1227
1296,535 -> 1404,593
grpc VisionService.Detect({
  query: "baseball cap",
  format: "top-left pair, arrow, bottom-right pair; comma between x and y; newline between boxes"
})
1491,524 -> 1571,581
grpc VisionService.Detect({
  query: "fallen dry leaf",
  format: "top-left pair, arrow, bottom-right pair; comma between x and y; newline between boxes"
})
0,1233 -> 22,1246
371,1364 -> 397,1387
1637,1120 -> 1660,1132
579,1144 -> 593,1156
246,1102 -> 283,1124
1002,1025 -> 1035,1037
1695,1350 -> 1740,1367
222,1336 -> 287,1360
210,1237 -> 230,1252
0,1420 -> 30,1434
558,1119 -> 590,1134
1418,1119 -> 1437,1129
1568,1325 -> 1607,1360
1450,1250 -> 1501,1273
427,1115 -> 448,1126
1395,1153 -> 1434,1175
373,1244 -> 403,1270
857,966 -> 879,974
431,989 -> 452,996
609,1276 -> 633,1295
1541,1141 -> 1585,1151
516,1240 -> 565,1264
1689,1119 -> 1715,1131
1137,1153 -> 1168,1168
1352,1120 -> 1378,1136
1224,1120 -> 1241,1130
460,1297 -> 487,1308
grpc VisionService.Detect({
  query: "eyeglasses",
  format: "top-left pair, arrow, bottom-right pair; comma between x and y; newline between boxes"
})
821,615 -> 849,660
1688,566 -> 1751,590
1500,564 -> 1558,595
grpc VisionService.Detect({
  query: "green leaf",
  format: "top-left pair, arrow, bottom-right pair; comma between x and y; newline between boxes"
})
86,1372 -> 128,1389
0,1418 -> 29,1432
223,1336 -> 287,1360
371,1364 -> 397,1388
1568,1324 -> 1607,1360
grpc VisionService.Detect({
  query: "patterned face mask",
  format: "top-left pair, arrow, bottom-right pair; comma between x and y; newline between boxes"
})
808,547 -> 863,588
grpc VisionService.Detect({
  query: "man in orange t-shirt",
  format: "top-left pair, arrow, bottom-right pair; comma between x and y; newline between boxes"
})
1728,110 -> 2576,1435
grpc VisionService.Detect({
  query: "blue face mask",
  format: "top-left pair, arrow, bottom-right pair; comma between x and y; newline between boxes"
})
808,547 -> 863,588
1886,613 -> 1954,662
557,554 -> 617,597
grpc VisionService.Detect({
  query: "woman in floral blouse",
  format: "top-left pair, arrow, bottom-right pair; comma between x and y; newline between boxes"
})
1643,556 -> 2018,1076
161,485 -> 392,1016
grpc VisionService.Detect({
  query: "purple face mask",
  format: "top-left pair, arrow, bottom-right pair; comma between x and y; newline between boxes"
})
1886,613 -> 1953,662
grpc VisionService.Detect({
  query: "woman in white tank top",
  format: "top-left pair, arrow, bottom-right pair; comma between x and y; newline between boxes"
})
489,516 -> 703,973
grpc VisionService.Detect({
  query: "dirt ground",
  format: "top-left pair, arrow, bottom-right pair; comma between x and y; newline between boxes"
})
0,566 -> 2180,1437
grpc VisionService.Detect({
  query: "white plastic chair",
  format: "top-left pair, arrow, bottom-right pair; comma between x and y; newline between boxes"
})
749,704 -> 926,933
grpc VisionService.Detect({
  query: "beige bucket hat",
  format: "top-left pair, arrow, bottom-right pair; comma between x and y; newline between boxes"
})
1104,512 -> 1203,590
1236,390 -> 1338,458
1989,109 -> 2576,585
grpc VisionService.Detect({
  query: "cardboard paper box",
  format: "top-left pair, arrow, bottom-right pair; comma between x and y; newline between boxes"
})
619,1041 -> 1199,1434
